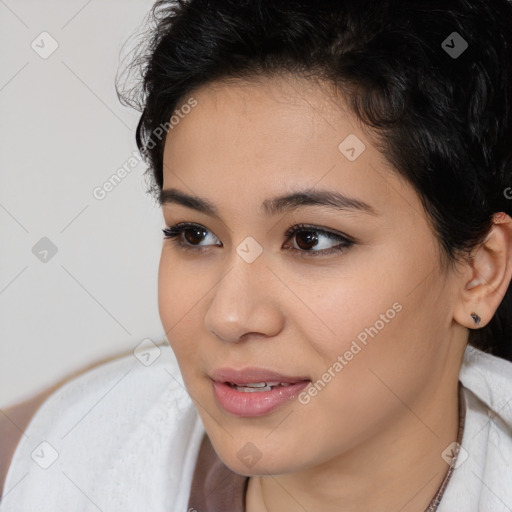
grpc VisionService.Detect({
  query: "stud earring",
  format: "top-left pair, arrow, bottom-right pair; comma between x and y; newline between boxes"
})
470,312 -> 481,326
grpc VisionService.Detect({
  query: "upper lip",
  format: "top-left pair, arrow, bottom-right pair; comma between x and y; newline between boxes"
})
210,367 -> 311,385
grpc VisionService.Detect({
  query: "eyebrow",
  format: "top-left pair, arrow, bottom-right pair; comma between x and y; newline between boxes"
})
159,187 -> 379,218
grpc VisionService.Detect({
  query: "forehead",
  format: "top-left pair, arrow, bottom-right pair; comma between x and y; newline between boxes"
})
161,75 -> 422,225
165,74 -> 354,155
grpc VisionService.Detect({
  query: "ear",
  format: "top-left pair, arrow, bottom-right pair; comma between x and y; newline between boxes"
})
453,212 -> 512,329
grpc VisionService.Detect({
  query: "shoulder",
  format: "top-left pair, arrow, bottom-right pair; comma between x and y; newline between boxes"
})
459,344 -> 512,415
0,341 -> 193,500
0,385 -> 59,497
440,345 -> 512,510
0,341 -> 203,511
459,344 -> 512,445
0,347 -> 139,496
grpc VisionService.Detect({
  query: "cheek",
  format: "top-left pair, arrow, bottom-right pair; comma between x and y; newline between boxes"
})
307,274 -> 446,430
291,264 -> 400,361
158,249 -> 205,320
157,253 -> 176,330
301,249 -> 440,389
157,251 -> 202,358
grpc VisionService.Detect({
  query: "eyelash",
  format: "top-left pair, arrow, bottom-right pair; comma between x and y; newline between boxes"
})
161,222 -> 355,258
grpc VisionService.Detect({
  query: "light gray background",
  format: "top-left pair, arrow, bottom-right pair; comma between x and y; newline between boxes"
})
0,0 -> 167,408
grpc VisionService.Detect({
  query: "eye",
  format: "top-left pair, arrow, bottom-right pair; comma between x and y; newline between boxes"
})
282,223 -> 354,257
162,222 -> 355,257
162,222 -> 221,252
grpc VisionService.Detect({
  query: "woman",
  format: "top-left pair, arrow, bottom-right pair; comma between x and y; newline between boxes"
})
1,0 -> 512,510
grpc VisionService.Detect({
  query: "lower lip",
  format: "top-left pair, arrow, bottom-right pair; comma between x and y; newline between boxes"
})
212,380 -> 310,417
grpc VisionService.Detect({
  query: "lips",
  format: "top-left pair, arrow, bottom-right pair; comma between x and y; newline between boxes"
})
211,367 -> 310,386
210,367 -> 311,417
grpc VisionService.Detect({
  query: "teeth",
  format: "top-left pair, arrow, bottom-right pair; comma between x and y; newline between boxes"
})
235,385 -> 273,392
231,381 -> 294,392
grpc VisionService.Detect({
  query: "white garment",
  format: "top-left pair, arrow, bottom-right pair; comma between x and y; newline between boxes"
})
0,343 -> 511,512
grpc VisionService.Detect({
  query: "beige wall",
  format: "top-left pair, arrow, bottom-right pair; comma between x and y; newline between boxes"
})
0,0 -> 165,407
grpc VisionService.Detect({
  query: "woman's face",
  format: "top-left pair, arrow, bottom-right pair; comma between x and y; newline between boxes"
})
158,75 -> 467,476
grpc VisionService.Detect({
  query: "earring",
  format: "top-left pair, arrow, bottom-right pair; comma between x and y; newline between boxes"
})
470,312 -> 481,326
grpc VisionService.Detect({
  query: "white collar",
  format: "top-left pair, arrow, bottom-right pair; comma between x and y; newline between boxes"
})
438,345 -> 512,511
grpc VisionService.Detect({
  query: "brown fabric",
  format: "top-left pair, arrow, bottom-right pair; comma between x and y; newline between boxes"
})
188,382 -> 466,511
188,434 -> 249,512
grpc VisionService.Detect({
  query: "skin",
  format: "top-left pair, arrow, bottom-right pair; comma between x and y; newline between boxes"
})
157,74 -> 512,511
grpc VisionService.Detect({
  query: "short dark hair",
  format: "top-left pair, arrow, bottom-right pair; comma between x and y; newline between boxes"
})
117,0 -> 512,361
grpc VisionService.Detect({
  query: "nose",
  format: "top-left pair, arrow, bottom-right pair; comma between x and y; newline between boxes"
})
204,251 -> 285,343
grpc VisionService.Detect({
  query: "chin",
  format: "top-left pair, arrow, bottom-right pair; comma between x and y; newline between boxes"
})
212,437 -> 309,477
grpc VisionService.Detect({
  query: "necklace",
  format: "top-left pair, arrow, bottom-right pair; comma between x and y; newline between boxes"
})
255,464 -> 457,512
